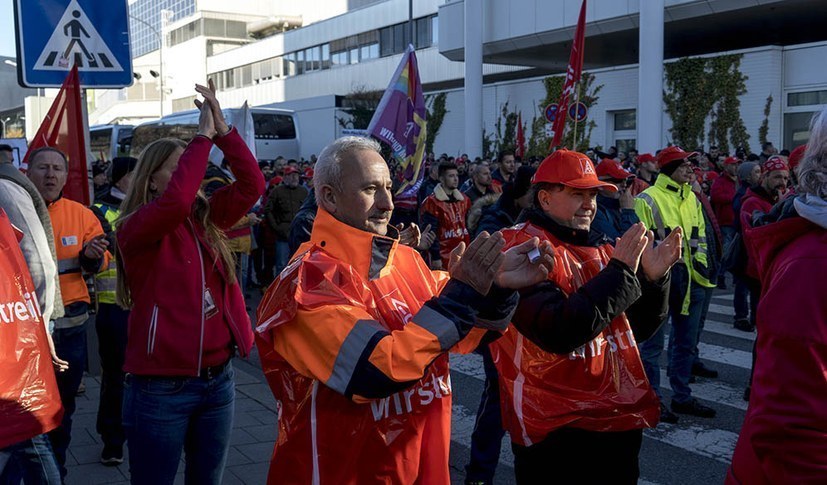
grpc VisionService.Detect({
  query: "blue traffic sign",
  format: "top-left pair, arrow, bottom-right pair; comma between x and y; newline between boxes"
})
14,0 -> 132,88
544,103 -> 559,123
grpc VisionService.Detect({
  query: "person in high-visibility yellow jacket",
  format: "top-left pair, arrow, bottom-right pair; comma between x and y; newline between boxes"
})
27,147 -> 110,480
90,156 -> 136,466
633,146 -> 718,423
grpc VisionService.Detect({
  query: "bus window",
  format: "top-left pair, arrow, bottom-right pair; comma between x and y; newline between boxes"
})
90,127 -> 112,161
129,123 -> 200,158
116,127 -> 134,157
253,113 -> 296,140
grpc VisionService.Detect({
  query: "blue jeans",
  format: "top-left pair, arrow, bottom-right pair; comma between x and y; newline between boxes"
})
48,320 -> 88,479
639,264 -> 706,404
0,434 -> 61,485
694,286 -> 716,366
465,346 -> 505,484
274,241 -> 290,276
122,363 -> 235,485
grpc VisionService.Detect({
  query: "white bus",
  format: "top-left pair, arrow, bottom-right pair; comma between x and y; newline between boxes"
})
130,107 -> 300,162
89,124 -> 134,161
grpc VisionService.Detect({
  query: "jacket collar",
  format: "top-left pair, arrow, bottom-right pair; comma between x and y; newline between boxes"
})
655,173 -> 691,199
310,207 -> 401,280
433,183 -> 465,202
524,207 -> 608,247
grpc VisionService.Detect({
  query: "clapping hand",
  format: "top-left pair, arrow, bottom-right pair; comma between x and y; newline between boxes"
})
612,223 -> 649,273
397,223 -> 420,248
194,79 -> 230,137
640,227 -> 682,281
448,231 -> 505,295
494,237 -> 555,289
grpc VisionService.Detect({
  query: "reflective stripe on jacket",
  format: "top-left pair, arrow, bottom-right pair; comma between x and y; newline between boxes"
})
255,207 -> 500,485
635,174 -> 714,314
93,203 -> 119,304
49,197 -> 108,307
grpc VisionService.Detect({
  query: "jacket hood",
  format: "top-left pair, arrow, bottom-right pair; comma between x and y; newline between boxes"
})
467,192 -> 500,234
745,195 -> 820,282
794,193 -> 827,229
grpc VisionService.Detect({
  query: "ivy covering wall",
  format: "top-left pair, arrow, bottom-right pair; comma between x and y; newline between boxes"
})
664,54 -> 751,153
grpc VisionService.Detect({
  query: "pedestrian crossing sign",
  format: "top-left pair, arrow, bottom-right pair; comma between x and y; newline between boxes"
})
14,0 -> 132,88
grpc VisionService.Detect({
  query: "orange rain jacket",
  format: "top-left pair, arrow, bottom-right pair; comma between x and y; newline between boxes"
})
491,211 -> 663,446
49,196 -> 108,307
256,207 -> 517,484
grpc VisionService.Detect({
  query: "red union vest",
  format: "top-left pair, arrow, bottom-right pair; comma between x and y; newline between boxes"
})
491,221 -> 659,446
0,209 -> 63,448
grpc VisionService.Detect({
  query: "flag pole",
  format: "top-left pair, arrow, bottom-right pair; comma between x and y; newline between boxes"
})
572,82 -> 581,151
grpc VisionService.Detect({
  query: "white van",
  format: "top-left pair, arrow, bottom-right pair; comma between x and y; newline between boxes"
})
89,124 -> 134,161
130,107 -> 300,162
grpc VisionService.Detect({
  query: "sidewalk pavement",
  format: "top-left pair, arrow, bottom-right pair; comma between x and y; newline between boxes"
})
64,355 -> 276,485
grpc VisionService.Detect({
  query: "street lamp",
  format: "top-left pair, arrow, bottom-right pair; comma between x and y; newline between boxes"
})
128,10 -> 173,116
1,117 -> 11,138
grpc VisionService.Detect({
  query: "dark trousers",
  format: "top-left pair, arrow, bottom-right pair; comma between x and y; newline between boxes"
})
465,346 -> 505,484
512,428 -> 643,485
95,303 -> 129,449
48,321 -> 89,479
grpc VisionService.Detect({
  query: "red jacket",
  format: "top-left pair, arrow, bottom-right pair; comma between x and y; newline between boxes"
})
420,184 -> 471,267
728,212 -> 827,484
709,174 -> 737,227
118,129 -> 265,376
491,221 -> 660,446
739,187 -> 774,280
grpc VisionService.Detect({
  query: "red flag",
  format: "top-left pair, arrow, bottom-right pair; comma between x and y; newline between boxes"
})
550,0 -> 587,150
23,65 -> 89,205
515,113 -> 526,158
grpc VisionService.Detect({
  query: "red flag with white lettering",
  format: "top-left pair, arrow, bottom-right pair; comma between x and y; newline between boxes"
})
550,0 -> 587,150
23,65 -> 89,205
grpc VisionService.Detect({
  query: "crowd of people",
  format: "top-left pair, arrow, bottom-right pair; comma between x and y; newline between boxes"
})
0,80 -> 824,485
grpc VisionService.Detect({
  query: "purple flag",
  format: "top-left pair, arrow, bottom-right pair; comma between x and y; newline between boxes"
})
367,44 -> 427,195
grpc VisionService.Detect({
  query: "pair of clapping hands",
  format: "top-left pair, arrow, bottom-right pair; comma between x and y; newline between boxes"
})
194,79 -> 231,139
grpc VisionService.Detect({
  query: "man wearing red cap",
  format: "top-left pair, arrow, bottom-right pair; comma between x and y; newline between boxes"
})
264,165 -> 308,275
709,156 -> 740,289
490,149 -> 683,483
737,155 -> 790,335
592,159 -> 640,240
634,146 -> 718,422
635,153 -> 659,187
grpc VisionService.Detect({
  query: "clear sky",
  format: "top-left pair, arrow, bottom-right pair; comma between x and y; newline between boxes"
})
1,3 -> 17,58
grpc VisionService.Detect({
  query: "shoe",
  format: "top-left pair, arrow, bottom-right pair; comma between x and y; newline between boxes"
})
734,319 -> 755,332
692,362 -> 719,378
100,446 -> 124,466
671,398 -> 716,418
743,386 -> 751,402
717,280 -> 727,290
659,402 -> 679,424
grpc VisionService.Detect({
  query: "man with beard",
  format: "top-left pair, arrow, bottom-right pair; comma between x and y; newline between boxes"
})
421,161 -> 472,270
464,163 -> 499,204
491,150 -> 516,189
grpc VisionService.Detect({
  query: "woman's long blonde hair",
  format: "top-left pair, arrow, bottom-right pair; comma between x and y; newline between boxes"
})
115,138 -> 237,309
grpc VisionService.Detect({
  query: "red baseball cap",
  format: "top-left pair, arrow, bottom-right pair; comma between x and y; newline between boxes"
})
657,146 -> 698,168
283,166 -> 300,175
533,149 -> 618,192
704,171 -> 720,183
789,145 -> 806,170
595,158 -> 632,181
303,167 -> 314,179
637,153 -> 656,164
724,156 -> 740,165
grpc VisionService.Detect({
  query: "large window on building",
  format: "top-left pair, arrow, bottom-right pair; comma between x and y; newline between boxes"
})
129,0 -> 196,58
609,110 -> 636,153
784,89 -> 827,149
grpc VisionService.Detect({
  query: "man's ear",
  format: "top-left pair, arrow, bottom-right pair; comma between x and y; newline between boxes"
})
319,185 -> 337,213
537,189 -> 552,212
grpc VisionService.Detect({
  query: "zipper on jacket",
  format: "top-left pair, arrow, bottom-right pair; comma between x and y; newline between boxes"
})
188,220 -> 206,374
147,304 -> 159,357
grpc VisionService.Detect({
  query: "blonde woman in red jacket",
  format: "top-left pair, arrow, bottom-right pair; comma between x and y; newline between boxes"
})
114,81 -> 265,485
